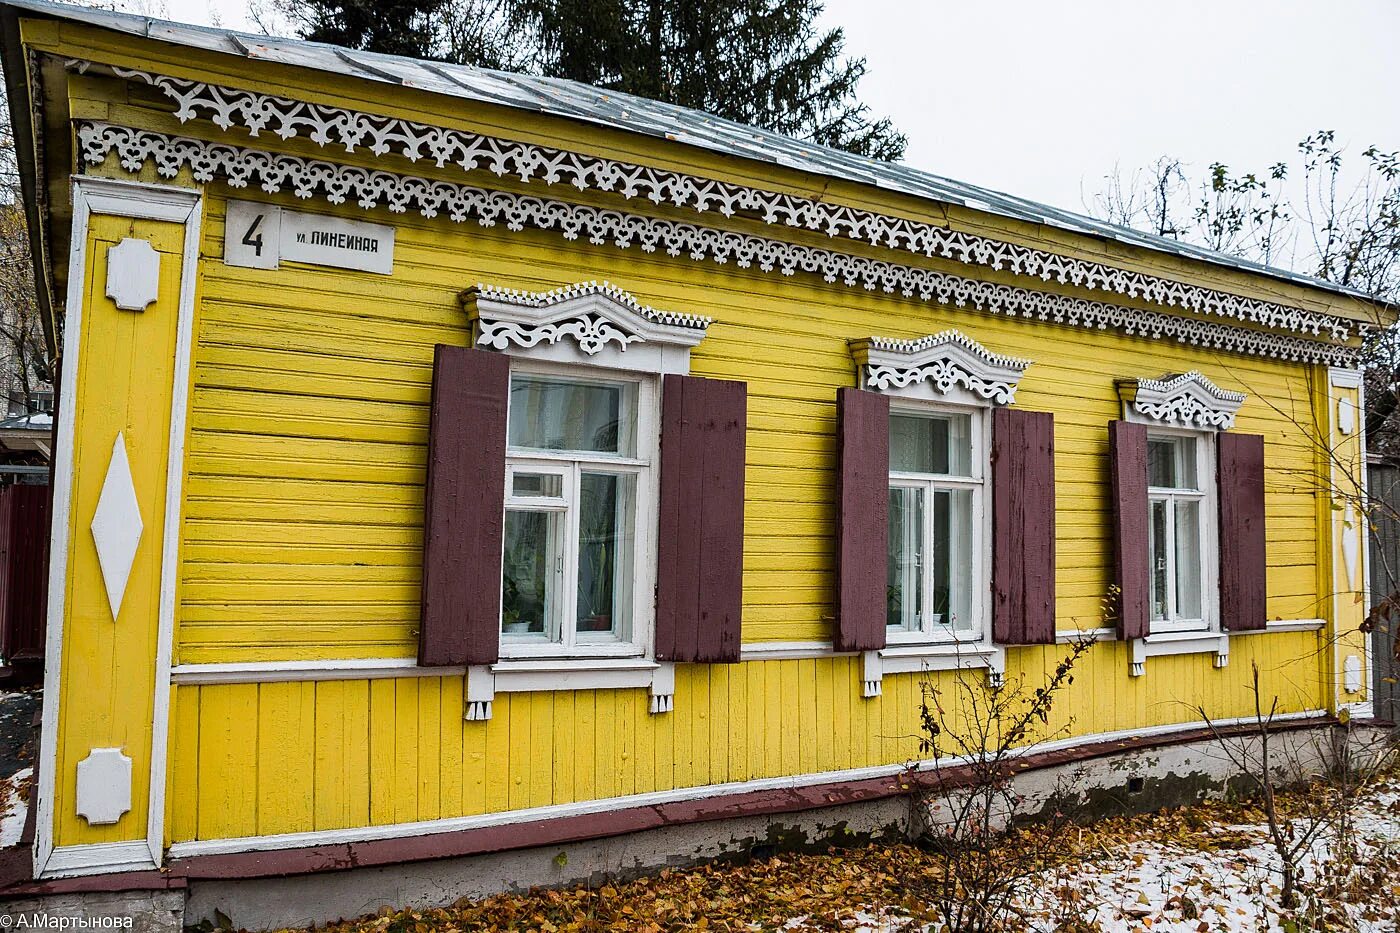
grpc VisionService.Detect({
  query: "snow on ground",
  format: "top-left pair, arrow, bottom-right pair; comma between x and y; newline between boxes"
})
780,781 -> 1400,933
0,765 -> 32,848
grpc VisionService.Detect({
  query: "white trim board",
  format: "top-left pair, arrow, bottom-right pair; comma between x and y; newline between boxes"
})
43,841 -> 158,879
164,709 -> 1330,861
33,175 -> 202,881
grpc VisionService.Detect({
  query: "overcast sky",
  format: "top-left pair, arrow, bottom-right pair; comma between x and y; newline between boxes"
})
149,0 -> 1399,219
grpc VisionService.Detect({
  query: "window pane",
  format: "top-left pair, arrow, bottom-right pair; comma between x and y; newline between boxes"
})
1148,435 -> 1198,489
1147,439 -> 1176,488
1149,498 -> 1169,621
887,486 -> 924,629
511,472 -> 563,498
509,375 -> 636,456
889,413 -> 972,475
932,488 -> 974,631
576,472 -> 636,637
1174,499 -> 1202,619
502,509 -> 560,638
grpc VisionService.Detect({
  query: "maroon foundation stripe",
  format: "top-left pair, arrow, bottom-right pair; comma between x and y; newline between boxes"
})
0,715 -> 1349,895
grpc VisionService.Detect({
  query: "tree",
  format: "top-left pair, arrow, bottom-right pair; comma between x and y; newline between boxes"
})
281,0 -> 447,60
1090,135 -> 1400,457
270,0 -> 907,161
0,107 -> 54,417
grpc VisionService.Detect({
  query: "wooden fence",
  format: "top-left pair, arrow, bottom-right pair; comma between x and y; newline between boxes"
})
0,482 -> 50,677
1367,461 -> 1400,722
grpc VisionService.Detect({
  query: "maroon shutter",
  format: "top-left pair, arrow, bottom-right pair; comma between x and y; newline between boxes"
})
1109,420 -> 1151,640
835,388 -> 890,652
1218,432 -> 1267,631
655,373 -> 747,663
991,408 -> 1056,645
419,345 -> 509,666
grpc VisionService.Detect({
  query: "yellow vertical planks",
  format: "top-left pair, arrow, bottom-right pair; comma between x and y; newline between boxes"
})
439,675 -> 464,819
528,691 -> 553,809
707,665 -> 728,787
552,692 -> 575,805
166,686 -> 199,845
368,679 -> 397,825
416,677 -> 441,821
690,667 -> 710,789
572,690 -> 597,801
482,700 -> 511,814
726,663 -> 748,782
258,680 -> 314,835
196,684 -> 258,840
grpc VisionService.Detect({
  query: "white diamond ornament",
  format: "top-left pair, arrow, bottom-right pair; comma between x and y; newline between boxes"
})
90,433 -> 143,619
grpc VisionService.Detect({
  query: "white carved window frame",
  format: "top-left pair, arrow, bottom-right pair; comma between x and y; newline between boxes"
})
462,282 -> 712,717
1116,372 -> 1242,674
849,331 -> 1031,695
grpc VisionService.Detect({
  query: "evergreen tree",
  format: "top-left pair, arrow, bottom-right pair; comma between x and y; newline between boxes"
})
283,0 -> 449,60
273,0 -> 905,161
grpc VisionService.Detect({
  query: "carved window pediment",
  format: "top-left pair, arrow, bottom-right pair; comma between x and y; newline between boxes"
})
849,331 -> 1032,405
1116,371 -> 1246,429
464,281 -> 711,374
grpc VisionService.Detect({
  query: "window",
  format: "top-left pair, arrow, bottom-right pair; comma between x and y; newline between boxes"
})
886,409 -> 986,640
1147,433 -> 1211,632
501,369 -> 655,656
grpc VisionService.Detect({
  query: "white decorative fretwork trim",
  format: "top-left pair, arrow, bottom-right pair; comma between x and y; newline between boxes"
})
475,281 -> 710,330
851,330 -> 1031,404
1117,371 -> 1247,430
465,280 -> 709,373
77,123 -> 1360,369
83,61 -> 1356,343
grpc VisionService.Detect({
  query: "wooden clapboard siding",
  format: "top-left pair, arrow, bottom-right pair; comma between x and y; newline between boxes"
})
179,191 -> 1324,661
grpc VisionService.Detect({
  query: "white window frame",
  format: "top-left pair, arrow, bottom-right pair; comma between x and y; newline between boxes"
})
500,358 -> 660,662
885,400 -> 992,647
849,329 -> 1033,695
1146,428 -> 1218,635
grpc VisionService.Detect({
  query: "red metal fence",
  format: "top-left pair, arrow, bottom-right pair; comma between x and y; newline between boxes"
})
0,483 -> 51,674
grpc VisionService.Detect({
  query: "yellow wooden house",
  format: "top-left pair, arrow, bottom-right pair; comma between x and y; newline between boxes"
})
0,0 -> 1388,924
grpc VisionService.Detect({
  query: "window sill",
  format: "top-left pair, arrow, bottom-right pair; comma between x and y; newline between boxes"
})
862,642 -> 1006,697
498,643 -> 646,660
467,657 -> 675,720
1129,630 -> 1229,676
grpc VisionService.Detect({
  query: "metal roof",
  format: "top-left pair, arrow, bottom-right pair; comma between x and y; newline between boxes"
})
1,0 -> 1379,306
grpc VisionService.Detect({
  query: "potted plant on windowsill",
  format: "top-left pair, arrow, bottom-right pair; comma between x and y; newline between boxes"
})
501,575 -> 540,634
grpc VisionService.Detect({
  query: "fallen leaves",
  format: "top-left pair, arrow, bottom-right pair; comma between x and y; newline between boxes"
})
301,776 -> 1400,933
